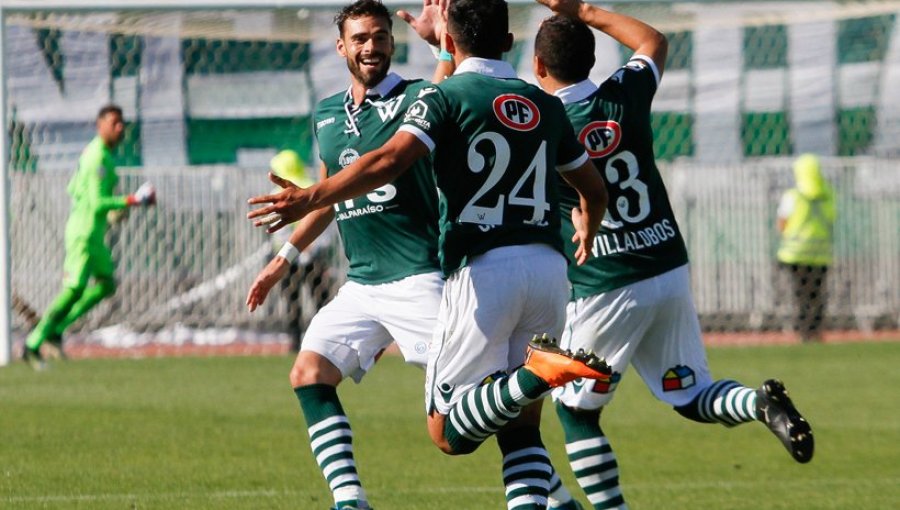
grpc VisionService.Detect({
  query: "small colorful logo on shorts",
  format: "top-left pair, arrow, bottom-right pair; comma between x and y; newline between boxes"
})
662,365 -> 695,391
591,371 -> 621,394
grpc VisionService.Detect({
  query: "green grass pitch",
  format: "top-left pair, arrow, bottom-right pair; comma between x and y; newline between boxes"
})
2,341 -> 899,509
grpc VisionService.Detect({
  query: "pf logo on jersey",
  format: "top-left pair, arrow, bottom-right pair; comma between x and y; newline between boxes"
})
579,120 -> 622,158
339,148 -> 360,168
493,94 -> 540,131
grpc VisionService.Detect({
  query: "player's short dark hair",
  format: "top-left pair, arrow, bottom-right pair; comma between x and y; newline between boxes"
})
334,0 -> 392,37
97,104 -> 123,120
534,15 -> 595,84
448,0 -> 509,59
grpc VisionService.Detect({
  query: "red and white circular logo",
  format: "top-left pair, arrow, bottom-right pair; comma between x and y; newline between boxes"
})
493,94 -> 541,132
579,120 -> 622,158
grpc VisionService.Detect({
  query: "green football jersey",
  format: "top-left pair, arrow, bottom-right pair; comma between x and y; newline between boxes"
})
397,58 -> 588,276
65,136 -> 130,248
314,73 -> 440,285
556,56 -> 689,298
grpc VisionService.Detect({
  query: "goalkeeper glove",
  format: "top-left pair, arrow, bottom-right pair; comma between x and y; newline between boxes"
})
127,181 -> 156,206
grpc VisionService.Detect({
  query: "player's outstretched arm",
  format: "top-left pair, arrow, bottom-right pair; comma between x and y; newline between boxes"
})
82,156 -> 147,212
247,167 -> 335,312
537,0 -> 668,77
247,132 -> 429,233
560,159 -> 608,265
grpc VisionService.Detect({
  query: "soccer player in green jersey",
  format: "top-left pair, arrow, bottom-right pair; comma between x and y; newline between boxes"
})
532,2 -> 815,507
249,2 -> 614,507
245,2 -> 453,509
22,104 -> 155,370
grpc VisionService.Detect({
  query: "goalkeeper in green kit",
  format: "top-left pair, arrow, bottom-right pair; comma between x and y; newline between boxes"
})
23,105 -> 156,369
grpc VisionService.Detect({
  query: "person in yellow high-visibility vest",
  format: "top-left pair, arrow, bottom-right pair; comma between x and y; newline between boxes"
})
776,154 -> 836,343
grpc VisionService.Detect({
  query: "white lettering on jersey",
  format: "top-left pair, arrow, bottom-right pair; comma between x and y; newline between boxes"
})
591,219 -> 677,256
333,184 -> 398,216
316,117 -> 336,130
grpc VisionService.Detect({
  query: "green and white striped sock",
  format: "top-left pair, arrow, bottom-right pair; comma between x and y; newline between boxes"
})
557,403 -> 625,510
499,427 -> 551,510
444,369 -> 551,454
547,467 -> 577,508
695,379 -> 757,426
295,384 -> 367,509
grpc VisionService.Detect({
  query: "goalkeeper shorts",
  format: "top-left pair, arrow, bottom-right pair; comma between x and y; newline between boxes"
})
63,242 -> 114,289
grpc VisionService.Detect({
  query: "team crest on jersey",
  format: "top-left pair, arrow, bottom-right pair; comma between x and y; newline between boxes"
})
493,94 -> 540,131
590,371 -> 622,394
579,120 -> 622,158
338,148 -> 360,168
662,365 -> 696,392
374,94 -> 406,122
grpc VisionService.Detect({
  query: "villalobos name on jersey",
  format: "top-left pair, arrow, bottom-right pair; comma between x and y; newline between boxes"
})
593,218 -> 678,257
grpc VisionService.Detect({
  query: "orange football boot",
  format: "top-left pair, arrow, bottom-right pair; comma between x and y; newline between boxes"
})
523,334 -> 612,387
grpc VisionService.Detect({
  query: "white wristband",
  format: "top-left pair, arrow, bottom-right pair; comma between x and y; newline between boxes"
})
429,44 -> 441,60
277,242 -> 300,264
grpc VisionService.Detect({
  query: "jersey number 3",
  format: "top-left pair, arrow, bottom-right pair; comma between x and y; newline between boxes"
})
603,150 -> 650,229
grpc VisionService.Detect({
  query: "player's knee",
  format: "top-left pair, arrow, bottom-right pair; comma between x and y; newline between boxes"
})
63,285 -> 87,302
289,363 -> 318,387
427,413 -> 461,455
429,436 -> 458,455
288,351 -> 342,387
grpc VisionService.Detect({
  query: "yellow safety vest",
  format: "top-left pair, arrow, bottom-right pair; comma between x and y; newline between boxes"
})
777,189 -> 835,266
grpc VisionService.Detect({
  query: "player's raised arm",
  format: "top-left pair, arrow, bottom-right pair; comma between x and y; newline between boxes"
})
397,0 -> 455,83
537,0 -> 668,77
247,131 -> 429,233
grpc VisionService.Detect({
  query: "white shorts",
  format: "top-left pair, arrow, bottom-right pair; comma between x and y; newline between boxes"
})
553,264 -> 712,410
425,244 -> 568,415
302,271 -> 443,383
